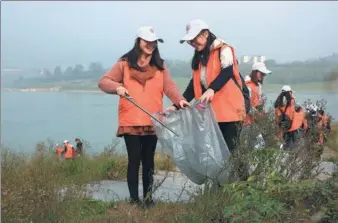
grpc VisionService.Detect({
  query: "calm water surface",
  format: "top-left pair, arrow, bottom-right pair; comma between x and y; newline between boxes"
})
1,91 -> 337,153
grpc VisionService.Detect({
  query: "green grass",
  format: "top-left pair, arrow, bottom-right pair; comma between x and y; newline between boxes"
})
2,101 -> 338,223
1,144 -> 176,223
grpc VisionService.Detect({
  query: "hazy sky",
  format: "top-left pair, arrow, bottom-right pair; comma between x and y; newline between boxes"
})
2,1 -> 338,69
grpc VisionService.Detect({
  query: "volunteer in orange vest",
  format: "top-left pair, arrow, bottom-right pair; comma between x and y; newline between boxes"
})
56,144 -> 63,161
294,104 -> 308,136
63,140 -> 74,160
165,19 -> 245,156
244,62 -> 272,126
274,85 -> 302,149
98,26 -> 189,207
317,108 -> 331,145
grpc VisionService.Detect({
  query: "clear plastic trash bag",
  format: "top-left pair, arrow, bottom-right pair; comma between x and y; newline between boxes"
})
152,101 -> 231,185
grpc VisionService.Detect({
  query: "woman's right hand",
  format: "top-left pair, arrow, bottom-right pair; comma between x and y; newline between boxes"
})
116,86 -> 128,96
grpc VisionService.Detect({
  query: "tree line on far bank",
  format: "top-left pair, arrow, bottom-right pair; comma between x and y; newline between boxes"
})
11,53 -> 338,86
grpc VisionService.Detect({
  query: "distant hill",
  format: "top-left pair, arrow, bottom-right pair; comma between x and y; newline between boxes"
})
3,53 -> 338,89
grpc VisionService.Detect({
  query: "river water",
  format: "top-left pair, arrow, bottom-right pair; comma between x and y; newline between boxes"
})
1,91 -> 337,153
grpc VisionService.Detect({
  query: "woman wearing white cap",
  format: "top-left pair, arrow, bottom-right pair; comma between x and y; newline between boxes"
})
274,85 -> 305,149
164,19 -> 247,180
98,26 -> 189,207
244,62 -> 272,126
166,20 -> 245,149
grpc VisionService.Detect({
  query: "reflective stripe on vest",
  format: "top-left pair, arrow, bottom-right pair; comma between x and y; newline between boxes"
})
118,61 -> 164,126
192,45 -> 245,122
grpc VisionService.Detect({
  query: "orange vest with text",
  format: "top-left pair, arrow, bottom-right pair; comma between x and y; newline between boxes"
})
192,44 -> 245,122
64,144 -> 73,159
118,61 -> 164,126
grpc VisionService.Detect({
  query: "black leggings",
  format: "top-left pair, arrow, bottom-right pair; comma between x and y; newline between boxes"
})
218,122 -> 242,153
123,135 -> 157,201
218,121 -> 247,181
283,129 -> 299,149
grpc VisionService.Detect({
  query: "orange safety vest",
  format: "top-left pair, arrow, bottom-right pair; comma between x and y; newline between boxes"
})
316,113 -> 329,145
192,44 -> 245,122
118,61 -> 164,126
56,146 -> 63,160
321,114 -> 329,128
275,99 -> 295,133
289,108 -> 306,132
244,80 -> 261,125
246,81 -> 261,108
64,144 -> 73,159
317,113 -> 324,129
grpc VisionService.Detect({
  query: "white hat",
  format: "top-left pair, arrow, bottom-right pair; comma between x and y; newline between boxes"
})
307,104 -> 318,112
252,62 -> 272,74
180,19 -> 209,44
136,26 -> 163,43
63,140 -> 69,144
281,85 -> 295,92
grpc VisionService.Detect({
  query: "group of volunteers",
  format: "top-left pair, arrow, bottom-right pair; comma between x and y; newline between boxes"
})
98,19 -> 332,208
55,138 -> 83,160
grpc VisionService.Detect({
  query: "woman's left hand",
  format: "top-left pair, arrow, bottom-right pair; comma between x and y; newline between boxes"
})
200,89 -> 215,103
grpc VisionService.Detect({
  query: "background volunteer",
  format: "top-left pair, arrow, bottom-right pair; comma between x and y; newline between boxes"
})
165,19 -> 245,155
274,85 -> 300,149
75,138 -> 83,156
98,26 -> 189,207
244,62 -> 271,125
63,140 -> 74,159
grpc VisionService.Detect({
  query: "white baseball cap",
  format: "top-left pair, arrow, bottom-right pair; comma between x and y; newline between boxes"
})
63,140 -> 69,144
136,26 -> 163,43
252,62 -> 272,75
281,85 -> 295,92
180,19 -> 209,44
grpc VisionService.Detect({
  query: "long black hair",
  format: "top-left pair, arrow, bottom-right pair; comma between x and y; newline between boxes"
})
120,38 -> 164,71
191,30 -> 217,70
274,91 -> 292,108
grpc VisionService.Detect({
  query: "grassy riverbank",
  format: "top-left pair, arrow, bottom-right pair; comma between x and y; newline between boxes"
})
2,123 -> 338,222
1,144 -> 175,223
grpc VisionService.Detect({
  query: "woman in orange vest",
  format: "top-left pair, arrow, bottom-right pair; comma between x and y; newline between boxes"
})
63,140 -> 74,160
98,26 -> 189,207
274,85 -> 305,149
244,62 -> 272,126
294,104 -> 308,136
56,144 -> 64,161
317,108 -> 331,145
165,19 -> 245,157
